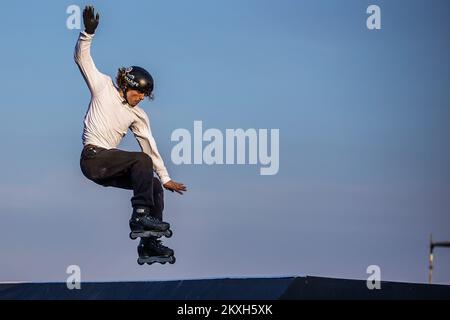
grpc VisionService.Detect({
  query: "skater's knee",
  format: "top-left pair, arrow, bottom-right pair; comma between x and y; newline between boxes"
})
136,152 -> 153,168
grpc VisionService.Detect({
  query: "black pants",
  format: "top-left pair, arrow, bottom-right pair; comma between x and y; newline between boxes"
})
80,145 -> 164,220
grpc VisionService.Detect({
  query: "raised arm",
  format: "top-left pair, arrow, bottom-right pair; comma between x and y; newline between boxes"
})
74,6 -> 109,95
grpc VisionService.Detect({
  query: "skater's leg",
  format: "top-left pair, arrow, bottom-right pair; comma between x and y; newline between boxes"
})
129,177 -> 172,239
93,170 -> 134,190
140,236 -> 174,257
137,236 -> 175,265
80,146 -> 156,208
151,177 -> 164,221
80,145 -> 171,237
128,152 -> 155,208
100,175 -> 164,220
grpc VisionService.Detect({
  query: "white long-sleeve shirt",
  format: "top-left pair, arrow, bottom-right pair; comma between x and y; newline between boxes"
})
75,31 -> 171,184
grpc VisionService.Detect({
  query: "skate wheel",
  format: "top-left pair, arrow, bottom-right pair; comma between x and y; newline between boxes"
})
165,229 -> 173,238
169,256 -> 176,264
129,232 -> 137,240
137,259 -> 144,266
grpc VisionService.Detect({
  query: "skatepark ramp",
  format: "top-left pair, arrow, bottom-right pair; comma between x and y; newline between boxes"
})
1,276 -> 449,300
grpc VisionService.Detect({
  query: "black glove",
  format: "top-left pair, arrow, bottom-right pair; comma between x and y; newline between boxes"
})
83,5 -> 100,34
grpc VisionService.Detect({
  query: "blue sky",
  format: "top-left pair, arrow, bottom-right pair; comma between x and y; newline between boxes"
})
0,0 -> 449,285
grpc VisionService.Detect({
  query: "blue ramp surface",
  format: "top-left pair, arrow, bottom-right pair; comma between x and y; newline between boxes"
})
1,276 -> 450,300
0,277 -> 294,300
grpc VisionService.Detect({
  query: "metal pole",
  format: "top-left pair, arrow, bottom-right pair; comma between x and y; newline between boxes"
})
429,234 -> 433,284
428,234 -> 450,284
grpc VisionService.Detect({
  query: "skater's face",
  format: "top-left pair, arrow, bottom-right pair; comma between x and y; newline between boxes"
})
126,89 -> 146,107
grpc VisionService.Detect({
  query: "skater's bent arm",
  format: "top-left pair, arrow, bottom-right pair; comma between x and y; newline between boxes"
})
131,115 -> 171,185
74,31 -> 109,95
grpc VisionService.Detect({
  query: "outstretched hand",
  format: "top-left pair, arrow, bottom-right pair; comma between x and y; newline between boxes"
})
163,180 -> 187,195
83,5 -> 100,34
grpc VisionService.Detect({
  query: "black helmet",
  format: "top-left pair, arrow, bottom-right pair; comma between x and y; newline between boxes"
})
122,66 -> 154,97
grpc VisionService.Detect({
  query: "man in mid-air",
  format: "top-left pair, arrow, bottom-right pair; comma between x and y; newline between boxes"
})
75,6 -> 186,265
